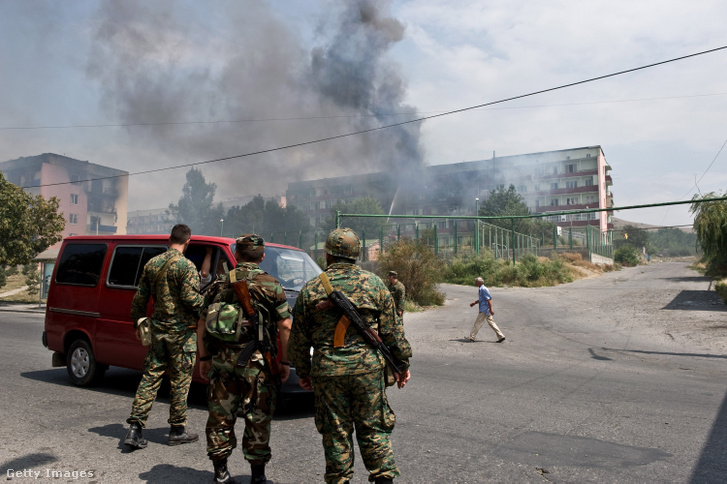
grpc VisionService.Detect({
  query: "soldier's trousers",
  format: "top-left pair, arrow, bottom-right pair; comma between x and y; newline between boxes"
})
206,348 -> 277,466
127,329 -> 197,428
313,370 -> 399,484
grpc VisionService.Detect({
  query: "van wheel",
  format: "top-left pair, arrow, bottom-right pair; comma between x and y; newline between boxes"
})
66,339 -> 105,386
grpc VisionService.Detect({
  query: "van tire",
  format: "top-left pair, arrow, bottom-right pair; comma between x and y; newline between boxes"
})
66,339 -> 104,386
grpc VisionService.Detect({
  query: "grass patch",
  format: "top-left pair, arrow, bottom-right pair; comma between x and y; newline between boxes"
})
0,272 -> 40,304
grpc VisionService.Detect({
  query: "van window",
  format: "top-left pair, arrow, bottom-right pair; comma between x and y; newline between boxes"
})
260,246 -> 322,291
56,243 -> 108,286
108,245 -> 167,288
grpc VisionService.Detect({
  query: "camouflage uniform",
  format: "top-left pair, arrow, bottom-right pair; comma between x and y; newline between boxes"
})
128,248 -> 204,428
290,249 -> 412,483
388,279 -> 406,321
203,261 -> 290,467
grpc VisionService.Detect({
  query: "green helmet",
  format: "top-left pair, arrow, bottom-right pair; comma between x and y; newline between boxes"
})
325,227 -> 361,260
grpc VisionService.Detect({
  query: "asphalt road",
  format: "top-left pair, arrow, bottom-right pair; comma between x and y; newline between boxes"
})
1,260 -> 725,483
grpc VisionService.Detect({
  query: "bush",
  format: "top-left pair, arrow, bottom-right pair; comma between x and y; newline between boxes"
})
377,238 -> 446,307
614,245 -> 640,267
444,251 -> 501,286
0,266 -> 6,289
716,280 -> 727,305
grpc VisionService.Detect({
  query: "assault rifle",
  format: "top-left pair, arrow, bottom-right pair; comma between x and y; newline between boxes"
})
317,273 -> 403,381
228,273 -> 279,375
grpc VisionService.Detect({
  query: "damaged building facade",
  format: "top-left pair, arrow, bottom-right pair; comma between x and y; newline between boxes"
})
0,153 -> 129,249
287,146 -> 613,237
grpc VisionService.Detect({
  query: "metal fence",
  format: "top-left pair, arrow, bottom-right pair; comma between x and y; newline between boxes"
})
260,196 -> 726,265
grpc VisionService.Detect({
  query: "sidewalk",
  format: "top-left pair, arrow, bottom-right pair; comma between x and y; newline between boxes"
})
0,302 -> 46,313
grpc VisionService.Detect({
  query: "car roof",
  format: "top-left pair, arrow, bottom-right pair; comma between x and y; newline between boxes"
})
61,234 -> 303,251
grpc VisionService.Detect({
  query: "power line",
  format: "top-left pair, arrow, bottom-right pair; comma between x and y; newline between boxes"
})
24,44 -> 727,189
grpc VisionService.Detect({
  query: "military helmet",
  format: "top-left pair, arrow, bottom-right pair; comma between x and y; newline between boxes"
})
325,227 -> 361,260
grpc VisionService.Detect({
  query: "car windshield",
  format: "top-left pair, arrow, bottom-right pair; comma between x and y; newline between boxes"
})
230,244 -> 322,291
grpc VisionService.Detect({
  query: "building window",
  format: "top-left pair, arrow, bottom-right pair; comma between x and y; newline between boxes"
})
566,164 -> 576,173
70,194 -> 79,204
566,180 -> 577,189
550,199 -> 559,206
551,182 -> 558,190
69,214 -> 78,224
584,177 -> 594,186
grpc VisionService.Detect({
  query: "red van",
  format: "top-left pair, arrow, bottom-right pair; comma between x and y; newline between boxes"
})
42,234 -> 321,393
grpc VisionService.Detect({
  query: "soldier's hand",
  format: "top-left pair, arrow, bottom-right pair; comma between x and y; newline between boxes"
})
199,360 -> 211,382
299,376 -> 314,391
396,369 -> 411,389
278,362 -> 290,384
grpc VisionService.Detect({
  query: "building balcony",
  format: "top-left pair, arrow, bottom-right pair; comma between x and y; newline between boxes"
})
538,169 -> 598,180
86,224 -> 118,234
535,185 -> 599,196
535,203 -> 595,213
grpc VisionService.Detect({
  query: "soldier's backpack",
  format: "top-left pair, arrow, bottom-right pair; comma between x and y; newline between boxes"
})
204,269 -> 268,345
204,301 -> 248,343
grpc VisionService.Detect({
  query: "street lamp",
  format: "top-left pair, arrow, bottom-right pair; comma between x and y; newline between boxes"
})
220,218 -> 224,237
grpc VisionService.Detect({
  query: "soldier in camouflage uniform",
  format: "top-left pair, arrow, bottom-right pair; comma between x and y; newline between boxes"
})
289,228 -> 412,484
125,224 -> 205,449
197,234 -> 292,484
387,271 -> 406,322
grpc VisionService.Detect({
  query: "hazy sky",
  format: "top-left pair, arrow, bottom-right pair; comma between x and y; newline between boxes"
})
1,0 -> 725,226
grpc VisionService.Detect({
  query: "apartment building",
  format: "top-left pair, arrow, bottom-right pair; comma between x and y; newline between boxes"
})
0,153 -> 129,248
286,146 -> 613,234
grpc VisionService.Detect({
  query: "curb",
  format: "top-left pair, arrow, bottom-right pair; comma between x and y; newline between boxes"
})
0,305 -> 46,314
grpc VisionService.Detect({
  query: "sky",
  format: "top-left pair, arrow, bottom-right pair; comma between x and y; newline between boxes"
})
1,0 -> 726,227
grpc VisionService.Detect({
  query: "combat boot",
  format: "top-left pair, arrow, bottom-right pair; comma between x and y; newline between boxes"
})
124,422 -> 147,449
250,464 -> 266,483
213,459 -> 238,484
374,477 -> 393,484
168,425 -> 199,446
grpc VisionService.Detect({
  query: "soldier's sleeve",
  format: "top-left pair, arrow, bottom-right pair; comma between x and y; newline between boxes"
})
270,280 -> 291,322
289,287 -> 313,379
377,280 -> 412,369
130,267 -> 152,322
179,261 -> 205,316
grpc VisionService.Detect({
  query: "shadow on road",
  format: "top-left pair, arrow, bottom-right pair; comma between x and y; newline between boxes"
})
601,348 -> 727,360
1,453 -> 57,475
690,387 -> 727,483
663,290 -> 726,312
20,367 -> 315,418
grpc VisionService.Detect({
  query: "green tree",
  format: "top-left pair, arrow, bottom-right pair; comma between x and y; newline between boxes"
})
479,184 -> 553,236
323,196 -> 386,239
0,171 -> 65,268
649,227 -> 698,257
224,195 -> 312,238
168,168 -> 224,236
614,225 -> 649,250
690,192 -> 727,276
22,263 -> 40,297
